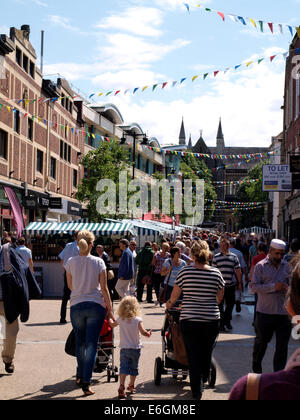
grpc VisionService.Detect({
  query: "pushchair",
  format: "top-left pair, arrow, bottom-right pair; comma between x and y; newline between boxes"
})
94,319 -> 118,383
154,308 -> 217,388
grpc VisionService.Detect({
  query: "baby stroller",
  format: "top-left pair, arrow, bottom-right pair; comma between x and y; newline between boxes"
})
154,308 -> 217,388
94,319 -> 118,383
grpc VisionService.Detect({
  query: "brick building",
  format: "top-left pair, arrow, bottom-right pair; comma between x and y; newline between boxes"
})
0,25 -> 85,232
278,34 -> 300,241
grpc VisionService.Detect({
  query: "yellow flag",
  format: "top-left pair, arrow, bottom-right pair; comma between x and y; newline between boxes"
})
296,27 -> 300,38
192,75 -> 198,82
142,86 -> 148,92
249,18 -> 257,28
98,93 -> 103,97
246,61 -> 253,67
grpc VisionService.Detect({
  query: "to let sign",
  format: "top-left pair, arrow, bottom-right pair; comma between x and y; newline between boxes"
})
262,165 -> 292,192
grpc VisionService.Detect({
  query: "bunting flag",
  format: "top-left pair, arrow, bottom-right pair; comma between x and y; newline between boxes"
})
5,48 -> 300,102
186,4 -> 300,37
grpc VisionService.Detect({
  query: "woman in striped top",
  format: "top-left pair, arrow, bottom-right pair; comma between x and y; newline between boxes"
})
166,241 -> 225,400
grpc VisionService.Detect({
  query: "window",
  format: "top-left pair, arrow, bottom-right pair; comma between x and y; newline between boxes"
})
60,140 -> 64,159
68,145 -> 71,163
30,61 -> 35,78
73,169 -> 78,188
36,150 -> 43,173
28,118 -> 33,140
0,129 -> 8,159
64,142 -> 68,161
14,110 -> 20,133
23,54 -> 28,73
16,47 -> 22,66
50,157 -> 56,179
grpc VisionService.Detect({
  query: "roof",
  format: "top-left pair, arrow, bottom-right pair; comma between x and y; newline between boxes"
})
89,103 -> 124,124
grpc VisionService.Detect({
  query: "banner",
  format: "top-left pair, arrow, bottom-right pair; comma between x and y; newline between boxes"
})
4,187 -> 25,238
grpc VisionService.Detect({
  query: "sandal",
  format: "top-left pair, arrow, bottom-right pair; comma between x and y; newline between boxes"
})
127,385 -> 136,394
118,384 -> 126,399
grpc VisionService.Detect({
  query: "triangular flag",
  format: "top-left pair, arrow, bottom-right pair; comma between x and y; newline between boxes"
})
214,71 -> 219,77
192,75 -> 198,82
228,14 -> 238,23
259,21 -> 264,32
162,82 -> 168,89
268,22 -> 274,33
249,18 -> 257,28
180,78 -> 187,84
258,58 -> 264,64
172,81 -> 178,87
270,55 -> 276,62
278,24 -> 283,34
235,65 -> 241,70
142,86 -> 148,92
114,90 -> 121,96
238,16 -> 247,26
184,3 -> 190,13
296,27 -> 300,38
133,88 -> 139,94
106,91 -> 113,96
287,25 -> 294,36
217,11 -> 225,21
152,84 -> 158,91
98,93 -> 103,97
246,61 -> 253,67
203,73 -> 209,79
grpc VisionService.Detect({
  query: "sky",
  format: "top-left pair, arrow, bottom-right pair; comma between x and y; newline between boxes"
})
1,0 -> 300,148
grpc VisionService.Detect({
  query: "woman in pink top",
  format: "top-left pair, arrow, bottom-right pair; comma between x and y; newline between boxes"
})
151,243 -> 170,305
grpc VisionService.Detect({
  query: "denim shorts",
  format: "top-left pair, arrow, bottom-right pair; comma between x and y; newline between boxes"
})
120,348 -> 141,376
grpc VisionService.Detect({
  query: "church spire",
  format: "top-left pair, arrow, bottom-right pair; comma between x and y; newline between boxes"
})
179,118 -> 186,145
188,134 -> 192,148
216,117 -> 225,153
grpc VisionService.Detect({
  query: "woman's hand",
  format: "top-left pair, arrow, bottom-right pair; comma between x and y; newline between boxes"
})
106,309 -> 115,322
285,348 -> 300,371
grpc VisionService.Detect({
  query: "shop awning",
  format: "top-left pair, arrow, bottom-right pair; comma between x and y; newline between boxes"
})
25,221 -> 137,236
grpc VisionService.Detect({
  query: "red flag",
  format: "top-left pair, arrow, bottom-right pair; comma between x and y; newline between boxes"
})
162,82 -> 168,89
214,71 -> 219,77
217,12 -> 225,21
115,90 -> 121,96
268,22 -> 274,33
270,55 -> 276,62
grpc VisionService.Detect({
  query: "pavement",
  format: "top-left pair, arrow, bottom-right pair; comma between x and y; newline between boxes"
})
0,295 -> 299,401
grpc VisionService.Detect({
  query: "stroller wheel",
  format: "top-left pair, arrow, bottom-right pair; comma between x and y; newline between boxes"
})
207,361 -> 217,389
107,368 -> 111,383
154,357 -> 163,386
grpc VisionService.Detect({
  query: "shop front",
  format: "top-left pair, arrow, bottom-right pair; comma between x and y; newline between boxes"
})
24,221 -> 137,297
0,184 -> 27,236
47,198 -> 82,223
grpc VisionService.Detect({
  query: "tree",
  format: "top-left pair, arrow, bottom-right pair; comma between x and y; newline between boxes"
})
76,140 -> 130,221
235,161 -> 269,228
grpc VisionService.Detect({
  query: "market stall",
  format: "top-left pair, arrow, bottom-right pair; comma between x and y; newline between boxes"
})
24,221 -> 137,298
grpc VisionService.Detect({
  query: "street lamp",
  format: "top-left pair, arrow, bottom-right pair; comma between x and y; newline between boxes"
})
120,131 -> 148,180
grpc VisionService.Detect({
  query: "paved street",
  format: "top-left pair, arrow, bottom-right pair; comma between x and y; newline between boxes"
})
0,297 -> 299,401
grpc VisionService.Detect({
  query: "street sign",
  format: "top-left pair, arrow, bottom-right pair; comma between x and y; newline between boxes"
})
262,165 -> 292,192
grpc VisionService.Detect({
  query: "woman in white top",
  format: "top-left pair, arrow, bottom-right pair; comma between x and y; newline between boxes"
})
66,230 -> 114,396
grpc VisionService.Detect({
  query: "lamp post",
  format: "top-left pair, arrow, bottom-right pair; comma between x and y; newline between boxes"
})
120,131 -> 148,180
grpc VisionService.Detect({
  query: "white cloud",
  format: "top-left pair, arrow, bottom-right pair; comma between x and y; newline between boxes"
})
96,7 -> 164,38
49,15 -> 79,32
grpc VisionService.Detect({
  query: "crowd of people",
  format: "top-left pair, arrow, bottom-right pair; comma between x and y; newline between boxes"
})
0,227 -> 300,400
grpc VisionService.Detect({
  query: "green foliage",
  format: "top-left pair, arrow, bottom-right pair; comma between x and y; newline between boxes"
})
76,140 -> 130,221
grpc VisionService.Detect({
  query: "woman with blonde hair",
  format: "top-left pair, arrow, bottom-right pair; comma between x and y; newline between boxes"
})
66,230 -> 114,396
167,241 -> 225,400
109,296 -> 152,399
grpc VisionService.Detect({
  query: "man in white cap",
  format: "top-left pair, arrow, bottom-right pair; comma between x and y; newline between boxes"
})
250,239 -> 292,373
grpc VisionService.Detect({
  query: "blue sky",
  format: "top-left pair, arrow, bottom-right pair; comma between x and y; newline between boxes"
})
1,0 -> 300,147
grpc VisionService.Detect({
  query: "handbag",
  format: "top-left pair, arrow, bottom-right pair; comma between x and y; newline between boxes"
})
159,261 -> 173,304
65,329 -> 76,357
168,316 -> 189,367
142,265 -> 154,286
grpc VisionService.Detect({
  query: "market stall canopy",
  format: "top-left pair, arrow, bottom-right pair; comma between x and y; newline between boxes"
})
121,219 -> 175,236
25,221 -> 137,236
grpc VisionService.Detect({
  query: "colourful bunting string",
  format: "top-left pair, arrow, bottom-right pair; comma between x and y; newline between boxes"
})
186,4 -> 300,37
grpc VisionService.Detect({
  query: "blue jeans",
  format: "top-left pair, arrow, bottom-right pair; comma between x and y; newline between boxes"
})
70,302 -> 106,384
120,349 -> 141,376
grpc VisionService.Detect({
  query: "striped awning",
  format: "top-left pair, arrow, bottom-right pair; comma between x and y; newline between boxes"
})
25,221 -> 137,236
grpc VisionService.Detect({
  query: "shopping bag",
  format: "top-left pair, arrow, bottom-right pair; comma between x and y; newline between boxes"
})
65,329 -> 76,357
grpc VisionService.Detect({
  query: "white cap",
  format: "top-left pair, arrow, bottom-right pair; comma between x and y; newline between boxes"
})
270,239 -> 286,250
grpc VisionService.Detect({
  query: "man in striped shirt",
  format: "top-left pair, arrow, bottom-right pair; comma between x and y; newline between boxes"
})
212,238 -> 242,332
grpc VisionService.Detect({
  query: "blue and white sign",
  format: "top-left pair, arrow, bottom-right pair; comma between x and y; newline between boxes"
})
263,165 -> 292,192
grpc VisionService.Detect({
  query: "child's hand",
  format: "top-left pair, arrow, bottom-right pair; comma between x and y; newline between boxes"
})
147,329 -> 152,338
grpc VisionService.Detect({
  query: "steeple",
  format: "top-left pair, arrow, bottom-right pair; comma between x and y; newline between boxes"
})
188,134 -> 192,148
179,118 -> 186,145
216,117 -> 225,153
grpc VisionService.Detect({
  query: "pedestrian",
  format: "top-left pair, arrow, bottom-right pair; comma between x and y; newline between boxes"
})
58,231 -> 80,324
109,296 -> 152,399
135,242 -> 155,303
229,238 -> 248,313
284,238 -> 300,264
15,237 -> 34,274
166,241 -> 225,400
212,238 -> 242,332
115,239 -> 135,299
175,242 -> 193,265
249,238 -> 259,268
161,247 -> 187,302
96,245 -> 114,299
0,242 -> 41,374
249,243 -> 268,325
229,258 -> 300,400
250,239 -> 291,374
129,241 -> 137,259
151,242 -> 170,305
65,230 -> 114,396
